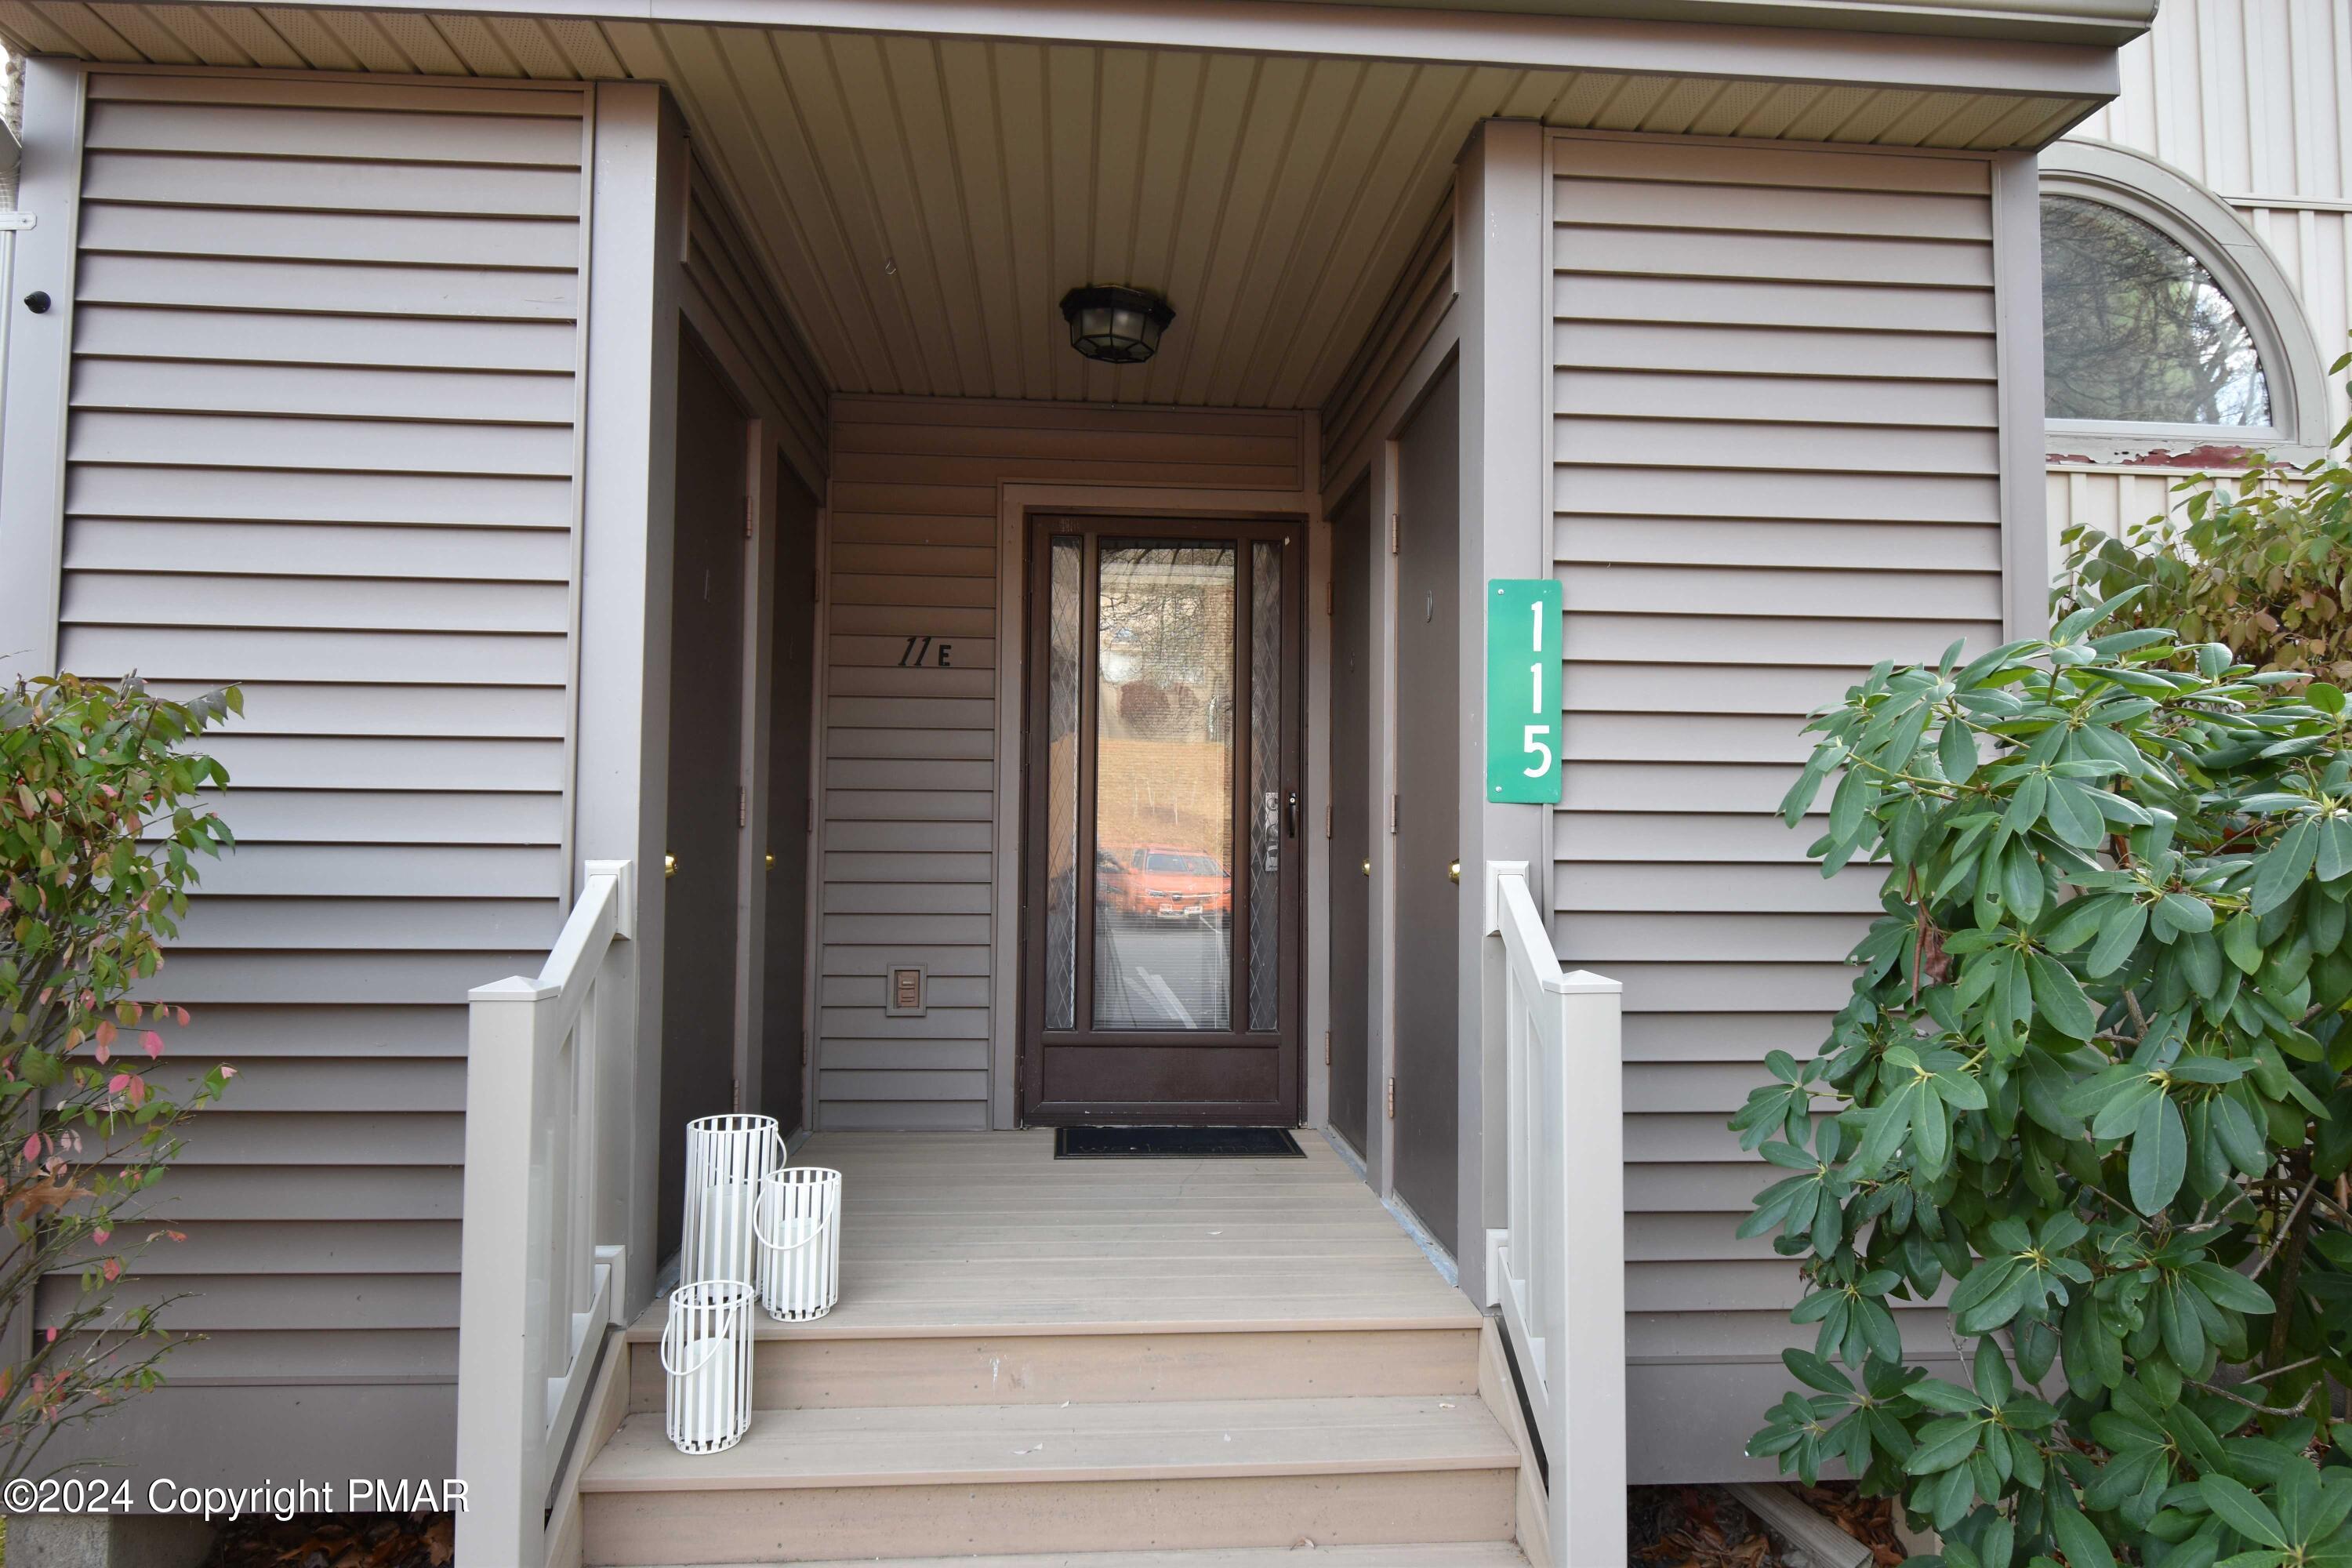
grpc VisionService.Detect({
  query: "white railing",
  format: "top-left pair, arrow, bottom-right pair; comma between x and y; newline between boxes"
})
1483,860 -> 1626,1568
456,859 -> 637,1568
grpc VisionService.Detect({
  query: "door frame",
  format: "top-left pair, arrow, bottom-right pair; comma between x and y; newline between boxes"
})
1015,510 -> 1307,1126
989,481 -> 1323,1130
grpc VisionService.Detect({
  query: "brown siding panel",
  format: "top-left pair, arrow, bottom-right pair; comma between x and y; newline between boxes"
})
1548,132 -> 2003,1484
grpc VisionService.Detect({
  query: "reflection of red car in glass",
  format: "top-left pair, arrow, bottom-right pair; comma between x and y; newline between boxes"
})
1098,844 -> 1231,925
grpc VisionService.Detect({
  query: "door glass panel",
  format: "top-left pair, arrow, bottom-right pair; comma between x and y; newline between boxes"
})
1247,541 -> 1282,1032
1043,536 -> 1083,1032
1091,543 -> 1234,1031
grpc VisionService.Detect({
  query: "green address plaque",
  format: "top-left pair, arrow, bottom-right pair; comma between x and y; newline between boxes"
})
1486,578 -> 1563,804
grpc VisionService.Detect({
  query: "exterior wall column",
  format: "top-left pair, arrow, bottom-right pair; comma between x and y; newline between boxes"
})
572,80 -> 684,1317
1453,118 -> 1549,1308
0,57 -> 85,685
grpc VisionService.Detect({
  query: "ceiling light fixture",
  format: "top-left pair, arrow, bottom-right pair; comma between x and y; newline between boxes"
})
1058,285 -> 1175,365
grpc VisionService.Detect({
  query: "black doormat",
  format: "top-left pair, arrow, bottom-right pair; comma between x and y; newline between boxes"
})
1054,1125 -> 1305,1158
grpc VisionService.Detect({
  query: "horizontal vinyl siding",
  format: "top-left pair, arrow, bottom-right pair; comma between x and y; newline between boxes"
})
55,71 -> 587,1479
819,396 -> 1308,1130
1548,132 -> 2005,1483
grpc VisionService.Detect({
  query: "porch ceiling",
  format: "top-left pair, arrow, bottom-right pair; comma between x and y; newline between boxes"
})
0,7 -> 2111,408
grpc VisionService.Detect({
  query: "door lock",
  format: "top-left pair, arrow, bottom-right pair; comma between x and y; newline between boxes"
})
1284,790 -> 1300,838
1448,860 -> 1461,884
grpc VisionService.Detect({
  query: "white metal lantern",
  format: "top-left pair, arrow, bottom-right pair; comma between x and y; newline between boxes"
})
659,1278 -> 756,1454
681,1113 -> 782,1288
753,1165 -> 842,1322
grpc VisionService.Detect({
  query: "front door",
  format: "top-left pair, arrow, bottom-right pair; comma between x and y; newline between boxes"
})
1021,515 -> 1305,1124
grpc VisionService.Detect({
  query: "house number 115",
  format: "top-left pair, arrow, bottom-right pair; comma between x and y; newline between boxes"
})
1484,579 -> 1562,804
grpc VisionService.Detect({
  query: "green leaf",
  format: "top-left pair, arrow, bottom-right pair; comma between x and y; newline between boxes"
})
2319,815 -> 2352,883
2004,840 -> 2046,923
2087,898 -> 2151,976
2161,891 -> 2217,934
1781,1347 -> 1853,1394
1940,719 -> 1979,785
2053,1504 -> 2121,1568
2185,1260 -> 2274,1315
1948,1257 -> 2020,1320
2201,1475 -> 2289,1549
2253,818 -> 2319,916
2027,951 -> 2098,1040
1910,1377 -> 1984,1414
1904,1416 -> 1984,1475
2130,1088 -> 2189,1214
2223,911 -> 2263,975
1828,764 -> 1870,848
1853,1080 -> 1922,1177
1972,1336 -> 2014,1406
2046,779 -> 2108,848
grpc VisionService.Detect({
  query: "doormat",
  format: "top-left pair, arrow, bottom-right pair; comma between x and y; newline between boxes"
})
1054,1126 -> 1305,1158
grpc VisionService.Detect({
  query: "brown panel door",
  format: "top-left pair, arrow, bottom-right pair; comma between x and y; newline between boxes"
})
1022,514 -> 1305,1125
657,335 -> 749,1260
1392,362 -> 1461,1254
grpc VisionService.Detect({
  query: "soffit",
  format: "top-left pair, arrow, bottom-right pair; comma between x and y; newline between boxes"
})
0,6 -> 2107,406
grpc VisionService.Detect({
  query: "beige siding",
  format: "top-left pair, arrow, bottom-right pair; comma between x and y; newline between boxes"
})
1548,132 -> 2006,1482
818,397 -> 1308,1129
55,71 -> 588,1471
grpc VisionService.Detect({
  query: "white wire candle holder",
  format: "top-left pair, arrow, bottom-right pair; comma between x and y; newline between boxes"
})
753,1165 -> 841,1322
680,1112 -> 781,1288
658,1278 -> 756,1454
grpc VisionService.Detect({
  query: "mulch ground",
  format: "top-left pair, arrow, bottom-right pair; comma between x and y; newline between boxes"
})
199,1512 -> 452,1568
1632,1481 -> 1904,1568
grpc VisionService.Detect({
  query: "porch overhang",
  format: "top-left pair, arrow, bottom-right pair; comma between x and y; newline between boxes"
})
2,0 -> 2134,416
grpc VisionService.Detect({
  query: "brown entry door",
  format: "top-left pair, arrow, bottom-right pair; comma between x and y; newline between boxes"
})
1022,516 -> 1305,1125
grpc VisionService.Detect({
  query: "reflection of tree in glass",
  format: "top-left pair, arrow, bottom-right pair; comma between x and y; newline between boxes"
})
2042,195 -> 2269,426
1098,546 -> 1234,742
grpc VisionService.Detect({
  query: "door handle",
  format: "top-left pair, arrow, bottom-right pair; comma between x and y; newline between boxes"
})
1284,790 -> 1300,838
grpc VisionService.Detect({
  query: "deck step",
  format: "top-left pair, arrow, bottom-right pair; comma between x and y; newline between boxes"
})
579,1396 -> 1519,1565
624,1323 -> 1482,1412
659,1547 -> 1531,1567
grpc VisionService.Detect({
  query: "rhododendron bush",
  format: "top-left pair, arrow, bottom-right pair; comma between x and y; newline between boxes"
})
1733,603 -> 2352,1568
0,673 -> 236,1479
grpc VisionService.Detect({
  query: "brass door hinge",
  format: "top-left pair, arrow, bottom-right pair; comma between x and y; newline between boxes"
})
1323,1030 -> 1333,1066
1385,1076 -> 1396,1120
1388,794 -> 1399,834
1323,803 -> 1333,839
742,497 -> 754,539
738,787 -> 748,828
1388,513 -> 1399,555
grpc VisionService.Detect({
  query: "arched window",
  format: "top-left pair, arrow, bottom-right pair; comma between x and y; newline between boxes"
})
2040,143 -> 2328,462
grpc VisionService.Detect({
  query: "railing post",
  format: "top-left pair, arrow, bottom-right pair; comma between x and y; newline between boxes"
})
1551,973 -> 1626,1568
456,975 -> 557,1568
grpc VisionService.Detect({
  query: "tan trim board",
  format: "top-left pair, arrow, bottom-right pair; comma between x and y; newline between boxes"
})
113,0 -> 2135,100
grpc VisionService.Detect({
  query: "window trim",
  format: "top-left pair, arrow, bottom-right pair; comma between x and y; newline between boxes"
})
2041,140 -> 2330,464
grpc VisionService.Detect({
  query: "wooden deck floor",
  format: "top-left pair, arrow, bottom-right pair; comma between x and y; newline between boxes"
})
633,1130 -> 1478,1340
